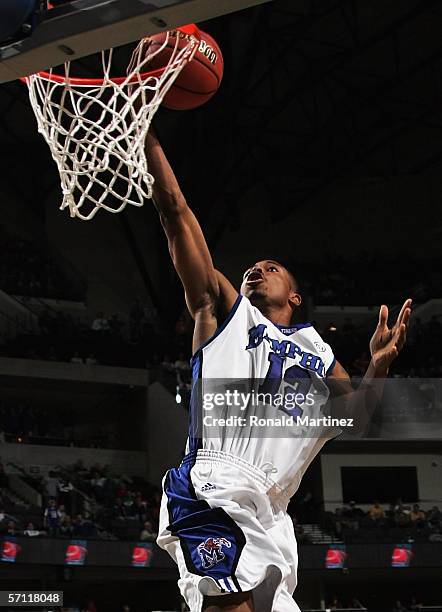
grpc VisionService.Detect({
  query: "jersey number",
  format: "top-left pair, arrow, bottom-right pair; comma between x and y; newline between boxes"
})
259,353 -> 311,417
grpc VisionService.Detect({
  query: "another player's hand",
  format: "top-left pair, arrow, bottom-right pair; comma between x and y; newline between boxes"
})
369,299 -> 412,372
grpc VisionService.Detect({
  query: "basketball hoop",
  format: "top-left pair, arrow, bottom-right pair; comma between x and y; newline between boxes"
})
23,24 -> 200,220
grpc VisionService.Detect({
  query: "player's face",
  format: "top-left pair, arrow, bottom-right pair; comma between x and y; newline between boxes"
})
241,260 -> 294,307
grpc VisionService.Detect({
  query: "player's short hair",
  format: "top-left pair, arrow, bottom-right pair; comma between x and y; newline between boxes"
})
275,260 -> 300,294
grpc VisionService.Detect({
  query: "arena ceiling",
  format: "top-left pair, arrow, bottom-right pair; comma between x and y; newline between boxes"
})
1,0 -> 441,316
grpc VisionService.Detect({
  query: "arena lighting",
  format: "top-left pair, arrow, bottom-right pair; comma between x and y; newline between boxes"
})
175,386 -> 182,404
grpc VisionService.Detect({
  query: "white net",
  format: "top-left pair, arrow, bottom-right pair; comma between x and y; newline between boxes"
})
24,27 -> 199,221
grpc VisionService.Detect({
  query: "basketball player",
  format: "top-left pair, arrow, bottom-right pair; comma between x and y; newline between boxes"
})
145,129 -> 411,612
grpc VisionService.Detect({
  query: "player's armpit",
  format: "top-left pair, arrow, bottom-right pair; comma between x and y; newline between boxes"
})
215,270 -> 239,319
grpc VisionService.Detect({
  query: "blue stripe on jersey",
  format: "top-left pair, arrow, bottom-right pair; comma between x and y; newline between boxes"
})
326,357 -> 337,376
188,352 -> 203,454
164,325 -> 246,582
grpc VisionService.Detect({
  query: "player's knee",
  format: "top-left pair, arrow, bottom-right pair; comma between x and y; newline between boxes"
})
203,590 -> 254,611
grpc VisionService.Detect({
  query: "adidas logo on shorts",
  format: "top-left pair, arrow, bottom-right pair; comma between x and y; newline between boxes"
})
201,482 -> 216,492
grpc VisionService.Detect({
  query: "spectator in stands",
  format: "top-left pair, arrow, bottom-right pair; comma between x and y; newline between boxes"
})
368,501 -> 386,524
59,515 -> 74,538
44,471 -> 59,502
139,521 -> 156,543
130,496 -> 148,523
410,504 -> 426,529
72,514 -> 87,537
23,522 -> 46,537
343,501 -> 364,530
44,499 -> 61,536
428,506 -> 442,530
5,520 -> 18,536
112,497 -> 127,520
58,504 -> 67,521
394,503 -> 411,527
85,353 -> 98,365
392,601 -> 408,612
70,352 -> 84,365
333,507 -> 345,537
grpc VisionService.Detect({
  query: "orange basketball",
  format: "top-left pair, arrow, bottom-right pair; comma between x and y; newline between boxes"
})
145,29 -> 224,110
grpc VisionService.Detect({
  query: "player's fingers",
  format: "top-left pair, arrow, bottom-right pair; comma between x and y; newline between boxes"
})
395,323 -> 407,351
396,299 -> 412,326
378,345 -> 398,369
389,345 -> 399,360
378,305 -> 388,328
401,307 -> 412,329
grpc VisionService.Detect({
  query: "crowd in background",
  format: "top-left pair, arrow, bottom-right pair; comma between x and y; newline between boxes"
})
2,229 -> 439,309
303,252 -> 442,307
321,314 -> 442,379
0,460 -> 161,542
0,402 -> 115,448
1,300 -> 193,371
323,499 -> 442,543
3,304 -> 442,380
324,594 -> 425,611
2,297 -> 441,384
0,228 -> 85,301
0,225 -> 441,379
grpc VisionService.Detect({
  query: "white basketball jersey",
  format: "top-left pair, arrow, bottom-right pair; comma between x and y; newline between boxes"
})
188,295 -> 340,503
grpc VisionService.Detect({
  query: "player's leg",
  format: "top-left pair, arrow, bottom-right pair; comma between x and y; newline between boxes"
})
203,591 -> 254,611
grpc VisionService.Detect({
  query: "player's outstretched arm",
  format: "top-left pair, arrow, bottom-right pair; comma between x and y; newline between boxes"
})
145,129 -> 237,350
327,298 -> 412,433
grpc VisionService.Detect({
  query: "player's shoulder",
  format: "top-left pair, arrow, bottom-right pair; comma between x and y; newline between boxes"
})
296,324 -> 333,352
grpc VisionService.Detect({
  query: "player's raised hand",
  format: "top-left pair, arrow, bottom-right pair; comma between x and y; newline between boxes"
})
369,298 -> 412,372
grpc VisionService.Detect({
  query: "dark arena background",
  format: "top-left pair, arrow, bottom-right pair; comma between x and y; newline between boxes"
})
0,0 -> 442,611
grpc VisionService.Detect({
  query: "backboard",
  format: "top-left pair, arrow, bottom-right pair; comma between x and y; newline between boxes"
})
0,0 -> 273,83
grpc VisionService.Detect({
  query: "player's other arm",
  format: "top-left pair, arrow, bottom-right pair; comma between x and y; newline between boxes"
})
327,299 -> 412,433
145,130 -> 238,350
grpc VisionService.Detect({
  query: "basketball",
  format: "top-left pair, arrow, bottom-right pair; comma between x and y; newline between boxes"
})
145,29 -> 224,110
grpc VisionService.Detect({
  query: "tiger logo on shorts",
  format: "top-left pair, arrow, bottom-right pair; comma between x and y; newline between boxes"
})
197,537 -> 232,569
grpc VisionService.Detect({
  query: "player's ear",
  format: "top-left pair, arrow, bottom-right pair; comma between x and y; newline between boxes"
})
289,290 -> 302,308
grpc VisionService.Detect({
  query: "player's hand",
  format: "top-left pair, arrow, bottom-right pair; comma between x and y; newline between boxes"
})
369,298 -> 412,372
